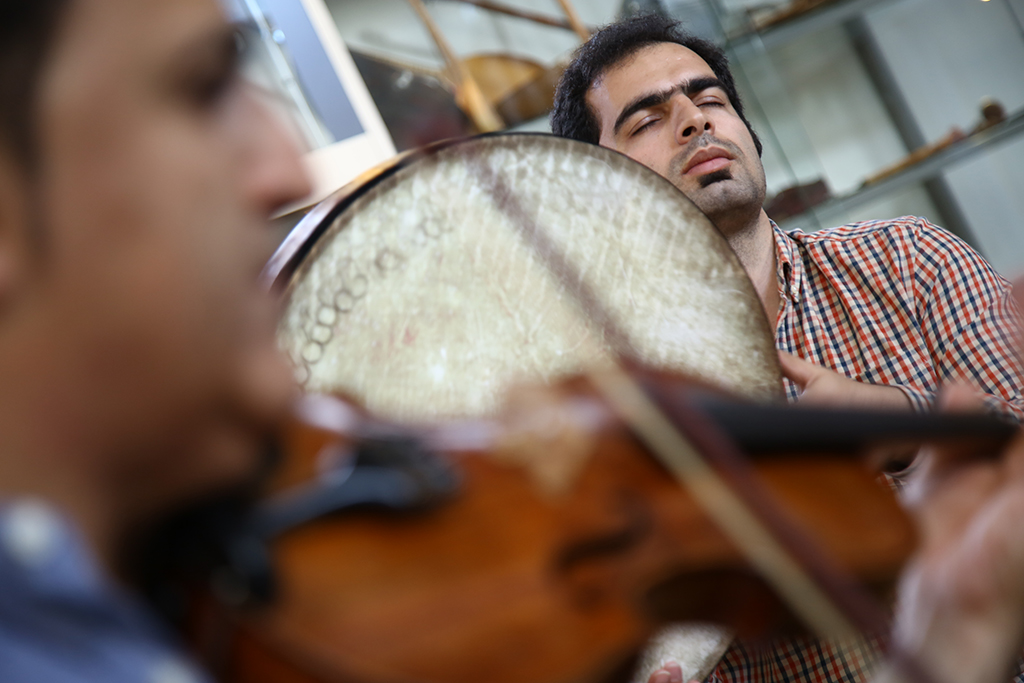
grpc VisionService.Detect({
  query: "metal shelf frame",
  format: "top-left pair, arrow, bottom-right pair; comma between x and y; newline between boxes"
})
780,110 -> 1024,231
727,0 -> 891,53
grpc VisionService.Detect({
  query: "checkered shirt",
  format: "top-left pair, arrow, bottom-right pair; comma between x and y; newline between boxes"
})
707,216 -> 1024,683
773,216 -> 1024,420
708,635 -> 885,683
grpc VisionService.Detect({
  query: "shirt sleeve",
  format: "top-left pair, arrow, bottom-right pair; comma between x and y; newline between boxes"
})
892,383 -> 934,413
911,219 -> 1024,423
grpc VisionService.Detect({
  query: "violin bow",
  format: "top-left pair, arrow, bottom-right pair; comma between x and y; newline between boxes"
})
468,149 -> 935,683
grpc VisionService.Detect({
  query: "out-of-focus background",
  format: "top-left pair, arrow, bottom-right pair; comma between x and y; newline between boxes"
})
229,0 -> 1024,277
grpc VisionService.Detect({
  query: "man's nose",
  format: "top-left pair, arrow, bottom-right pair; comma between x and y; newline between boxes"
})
674,100 -> 712,146
242,96 -> 314,218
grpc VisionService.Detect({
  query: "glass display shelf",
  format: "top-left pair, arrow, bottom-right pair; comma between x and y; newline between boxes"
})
779,109 -> 1024,230
725,0 -> 890,52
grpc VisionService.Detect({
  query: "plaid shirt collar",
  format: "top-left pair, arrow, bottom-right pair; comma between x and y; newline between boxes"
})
771,220 -> 802,305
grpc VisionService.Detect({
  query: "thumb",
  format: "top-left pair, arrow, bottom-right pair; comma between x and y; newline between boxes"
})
647,661 -> 684,683
778,350 -> 819,388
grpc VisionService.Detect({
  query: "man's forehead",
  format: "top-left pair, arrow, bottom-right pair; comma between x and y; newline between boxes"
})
37,0 -> 230,128
593,43 -> 716,104
587,42 -> 717,132
55,0 -> 226,62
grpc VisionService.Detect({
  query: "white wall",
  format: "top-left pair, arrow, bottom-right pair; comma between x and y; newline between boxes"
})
732,22 -> 941,229
866,0 -> 1024,276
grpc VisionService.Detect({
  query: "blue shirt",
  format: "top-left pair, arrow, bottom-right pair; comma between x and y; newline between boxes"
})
0,499 -> 212,683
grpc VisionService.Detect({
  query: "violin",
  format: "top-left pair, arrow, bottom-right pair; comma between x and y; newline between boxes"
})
155,367 -> 1013,683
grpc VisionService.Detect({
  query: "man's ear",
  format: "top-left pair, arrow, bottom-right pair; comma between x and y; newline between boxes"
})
0,151 -> 35,314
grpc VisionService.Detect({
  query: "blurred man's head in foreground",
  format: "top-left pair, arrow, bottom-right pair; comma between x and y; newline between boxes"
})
0,0 -> 310,559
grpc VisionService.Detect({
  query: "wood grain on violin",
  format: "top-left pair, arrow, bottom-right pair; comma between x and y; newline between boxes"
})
192,373 -> 920,683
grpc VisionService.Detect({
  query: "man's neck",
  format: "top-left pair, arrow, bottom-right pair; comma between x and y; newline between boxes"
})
0,434 -> 117,576
722,209 -> 780,325
0,332 -> 120,577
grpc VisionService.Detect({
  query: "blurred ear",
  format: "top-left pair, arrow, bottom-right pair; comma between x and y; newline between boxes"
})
0,149 -> 33,314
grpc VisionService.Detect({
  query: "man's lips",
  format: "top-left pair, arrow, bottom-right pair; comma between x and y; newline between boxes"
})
682,147 -> 733,175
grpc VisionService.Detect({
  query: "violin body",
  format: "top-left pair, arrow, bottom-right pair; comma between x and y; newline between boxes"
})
191,375 -> 913,683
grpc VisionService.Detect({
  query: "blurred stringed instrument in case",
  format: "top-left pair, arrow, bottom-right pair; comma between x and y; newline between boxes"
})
403,0 -> 586,132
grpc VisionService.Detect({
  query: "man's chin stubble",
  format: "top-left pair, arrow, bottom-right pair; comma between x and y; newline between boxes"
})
698,169 -> 732,188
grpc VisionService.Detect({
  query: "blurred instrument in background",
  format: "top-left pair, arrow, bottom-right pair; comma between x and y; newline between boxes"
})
400,0 -> 588,133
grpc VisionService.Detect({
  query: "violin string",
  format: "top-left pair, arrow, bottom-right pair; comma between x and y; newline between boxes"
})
468,148 -> 873,642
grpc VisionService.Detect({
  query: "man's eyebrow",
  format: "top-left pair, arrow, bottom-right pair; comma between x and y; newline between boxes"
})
612,76 -> 725,136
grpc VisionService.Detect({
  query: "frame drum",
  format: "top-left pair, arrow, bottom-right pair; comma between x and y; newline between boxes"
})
271,134 -> 781,422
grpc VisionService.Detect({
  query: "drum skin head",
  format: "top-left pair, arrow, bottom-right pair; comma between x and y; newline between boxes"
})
276,134 -> 782,421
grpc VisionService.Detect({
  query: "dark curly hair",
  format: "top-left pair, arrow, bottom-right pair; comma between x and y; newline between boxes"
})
550,14 -> 762,157
0,0 -> 70,170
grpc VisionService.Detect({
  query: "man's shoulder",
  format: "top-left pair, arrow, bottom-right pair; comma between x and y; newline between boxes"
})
783,215 -> 944,247
782,215 -> 986,269
780,216 -> 1008,299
